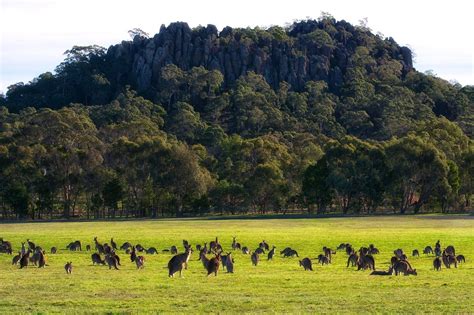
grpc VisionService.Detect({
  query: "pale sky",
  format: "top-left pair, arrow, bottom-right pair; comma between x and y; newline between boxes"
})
0,0 -> 473,94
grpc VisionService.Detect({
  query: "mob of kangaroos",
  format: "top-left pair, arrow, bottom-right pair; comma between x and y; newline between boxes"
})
0,236 -> 466,279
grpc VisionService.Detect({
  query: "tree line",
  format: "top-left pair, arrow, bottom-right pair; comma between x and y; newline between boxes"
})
0,18 -> 472,219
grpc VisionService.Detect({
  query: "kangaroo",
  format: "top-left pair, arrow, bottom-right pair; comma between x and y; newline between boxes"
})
370,267 -> 393,276
19,250 -> 31,269
30,250 -> 41,266
86,245 -> 91,251
170,245 -> 178,255
267,246 -> 276,260
254,248 -> 265,255
280,247 -> 292,255
345,245 -> 354,256
456,255 -> 465,263
135,244 -> 145,252
412,249 -> 419,257
357,254 -> 375,271
135,256 -> 145,269
251,252 -> 259,266
390,256 -> 399,267
27,239 -> 36,251
21,242 -> 26,256
337,243 -> 347,251
434,247 -> 441,257
323,247 -> 333,262
318,254 -> 329,265
146,247 -> 158,255
38,251 -> 47,268
393,260 -> 417,276
393,249 -> 404,259
110,238 -> 117,250
445,245 -> 456,256
111,251 -> 121,266
196,244 -> 202,252
91,253 -> 105,265
103,243 -> 112,255
368,244 -> 379,255
283,249 -> 299,258
225,253 -> 234,273
347,253 -> 358,267
94,237 -> 104,254
231,237 -> 237,250
65,262 -> 72,274
299,257 -> 313,271
105,254 -> 119,270
423,246 -> 433,255
442,252 -> 457,268
169,248 -> 193,277
51,247 -> 57,254
206,254 -> 221,276
120,242 -> 132,251
130,246 -> 137,262
12,252 -> 21,265
259,240 -> 269,251
242,247 -> 250,255
433,257 -> 442,271
182,239 -> 189,249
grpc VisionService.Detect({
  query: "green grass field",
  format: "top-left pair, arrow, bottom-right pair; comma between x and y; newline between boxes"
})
0,215 -> 473,313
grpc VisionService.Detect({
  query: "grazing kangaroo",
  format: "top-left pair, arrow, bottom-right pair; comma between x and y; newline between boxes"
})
135,244 -> 145,252
283,249 -> 299,258
105,254 -> 119,270
91,253 -> 105,265
225,253 -> 234,273
242,247 -> 250,255
267,246 -> 276,260
423,246 -> 433,255
120,242 -> 132,251
251,252 -> 259,266
12,252 -> 21,265
135,256 -> 145,269
254,248 -> 265,255
347,253 -> 358,267
65,262 -> 72,274
433,257 -> 442,271
393,260 -> 417,276
19,250 -> 31,269
110,238 -> 117,250
412,249 -> 419,257
456,255 -> 465,263
318,254 -> 330,265
299,258 -> 313,271
86,245 -> 91,251
146,247 -> 158,255
51,247 -> 57,254
280,247 -> 292,255
168,248 -> 193,277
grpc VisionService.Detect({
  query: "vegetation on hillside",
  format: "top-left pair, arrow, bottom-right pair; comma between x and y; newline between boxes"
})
0,16 -> 473,219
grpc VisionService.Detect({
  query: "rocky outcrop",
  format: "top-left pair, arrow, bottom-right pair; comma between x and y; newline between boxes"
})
106,20 -> 413,93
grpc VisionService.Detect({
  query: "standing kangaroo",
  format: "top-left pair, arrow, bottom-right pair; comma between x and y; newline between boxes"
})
267,246 -> 276,260
433,257 -> 442,271
225,253 -> 234,273
65,262 -> 72,274
168,248 -> 193,277
110,238 -> 117,250
299,258 -> 313,271
251,252 -> 259,266
19,250 -> 31,269
105,254 -> 119,270
38,251 -> 47,268
135,256 -> 145,269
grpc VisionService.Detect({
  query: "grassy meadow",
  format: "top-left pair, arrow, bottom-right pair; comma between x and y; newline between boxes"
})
0,215 -> 473,313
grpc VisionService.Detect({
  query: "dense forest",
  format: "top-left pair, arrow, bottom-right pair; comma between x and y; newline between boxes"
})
0,16 -> 473,219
